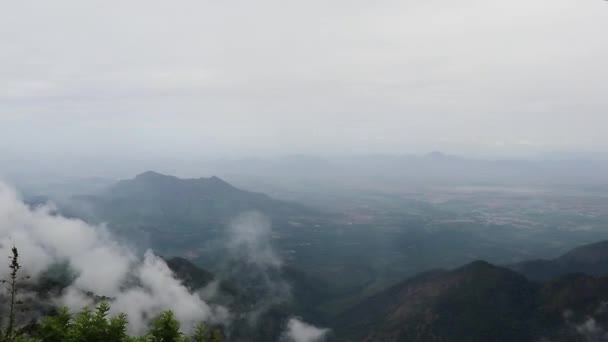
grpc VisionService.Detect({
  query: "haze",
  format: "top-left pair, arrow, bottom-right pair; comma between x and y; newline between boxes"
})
4,3 -> 608,340
1,0 -> 607,162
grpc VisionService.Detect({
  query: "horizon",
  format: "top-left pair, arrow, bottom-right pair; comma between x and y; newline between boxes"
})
2,0 -> 608,161
3,2 -> 608,341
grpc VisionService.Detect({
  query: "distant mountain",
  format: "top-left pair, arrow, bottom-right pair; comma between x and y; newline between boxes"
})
164,257 -> 215,290
81,171 -> 317,224
166,256 -> 331,342
66,171 -> 323,253
334,260 -> 608,342
191,154 -> 608,188
510,240 -> 608,282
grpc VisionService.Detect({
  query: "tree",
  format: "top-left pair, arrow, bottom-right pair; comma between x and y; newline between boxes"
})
0,248 -> 223,342
27,304 -> 223,342
191,324 -> 209,342
4,246 -> 25,342
37,307 -> 72,342
147,311 -> 185,342
190,323 -> 222,342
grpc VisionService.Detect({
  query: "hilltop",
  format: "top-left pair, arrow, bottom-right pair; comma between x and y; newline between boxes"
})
510,240 -> 608,281
64,171 -> 324,255
334,240 -> 608,341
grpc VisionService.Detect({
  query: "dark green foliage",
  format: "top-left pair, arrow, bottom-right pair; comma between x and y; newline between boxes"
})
37,307 -> 72,342
5,247 -> 22,341
164,258 -> 215,291
189,323 -> 222,342
334,261 -> 608,342
147,311 -> 182,342
68,302 -> 129,342
510,240 -> 608,282
0,247 -> 225,342
191,324 -> 209,342
25,304 -> 222,342
75,171 -> 317,232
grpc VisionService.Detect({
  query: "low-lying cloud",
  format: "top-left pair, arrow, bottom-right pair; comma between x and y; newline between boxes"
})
226,212 -> 329,338
225,211 -> 291,320
228,212 -> 283,270
0,182 -> 228,334
283,318 -> 329,342
576,317 -> 608,342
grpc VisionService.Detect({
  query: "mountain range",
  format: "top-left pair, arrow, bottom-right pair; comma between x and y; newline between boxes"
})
75,171 -> 319,225
510,240 -> 608,282
28,171 -> 608,341
163,239 -> 608,341
333,241 -> 608,341
61,171 -> 324,255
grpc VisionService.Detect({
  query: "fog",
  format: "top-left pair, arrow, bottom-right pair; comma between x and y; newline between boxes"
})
3,2 -> 608,340
0,183 -> 232,333
283,318 -> 329,342
1,0 -> 607,164
0,183 -> 330,337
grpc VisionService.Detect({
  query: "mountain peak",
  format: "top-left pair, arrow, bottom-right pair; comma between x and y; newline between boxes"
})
459,260 -> 495,271
426,151 -> 448,159
559,240 -> 608,262
208,175 -> 227,182
202,175 -> 235,190
134,171 -> 173,181
126,172 -> 237,192
510,240 -> 608,282
453,260 -> 524,281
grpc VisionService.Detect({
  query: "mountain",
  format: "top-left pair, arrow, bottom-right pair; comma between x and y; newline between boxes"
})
191,154 -> 608,190
164,257 -> 215,290
335,262 -> 538,341
510,240 -> 608,282
78,171 -> 318,225
334,260 -> 608,341
165,257 -> 328,342
66,171 -> 324,254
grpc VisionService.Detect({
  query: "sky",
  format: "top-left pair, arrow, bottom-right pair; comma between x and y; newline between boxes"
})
1,0 -> 607,161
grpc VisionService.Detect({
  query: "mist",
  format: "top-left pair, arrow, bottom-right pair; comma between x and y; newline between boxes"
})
224,212 -> 328,336
282,318 -> 329,342
2,1 -> 608,341
0,182 -> 229,334
1,0 -> 608,163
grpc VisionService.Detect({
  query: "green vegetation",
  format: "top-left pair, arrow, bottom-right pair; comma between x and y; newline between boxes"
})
25,303 -> 222,342
59,172 -> 608,324
0,247 -> 223,342
34,172 -> 608,340
334,259 -> 608,342
4,247 -> 22,341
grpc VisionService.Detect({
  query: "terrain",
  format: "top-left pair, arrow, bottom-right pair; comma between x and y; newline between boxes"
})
163,241 -> 608,341
335,260 -> 608,342
19,168 -> 608,341
173,240 -> 608,341
510,240 -> 608,282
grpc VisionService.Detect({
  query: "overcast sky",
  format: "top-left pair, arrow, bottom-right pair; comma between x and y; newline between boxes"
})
1,0 -> 607,160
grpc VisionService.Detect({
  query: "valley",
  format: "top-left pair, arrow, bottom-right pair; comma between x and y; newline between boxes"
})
17,170 -> 608,341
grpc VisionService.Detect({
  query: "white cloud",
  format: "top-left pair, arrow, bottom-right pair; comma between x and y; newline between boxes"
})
0,183 -> 228,334
0,0 -> 607,159
283,318 -> 329,342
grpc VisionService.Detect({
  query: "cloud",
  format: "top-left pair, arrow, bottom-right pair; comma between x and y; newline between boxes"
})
0,183 -> 228,334
228,212 -> 282,269
282,318 -> 329,342
224,212 -> 291,323
576,318 -> 608,342
224,212 -> 331,339
0,184 -> 328,337
1,0 -> 607,159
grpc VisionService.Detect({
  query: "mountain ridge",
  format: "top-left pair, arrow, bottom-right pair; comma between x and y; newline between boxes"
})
510,240 -> 608,282
334,240 -> 608,341
62,171 -> 325,257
